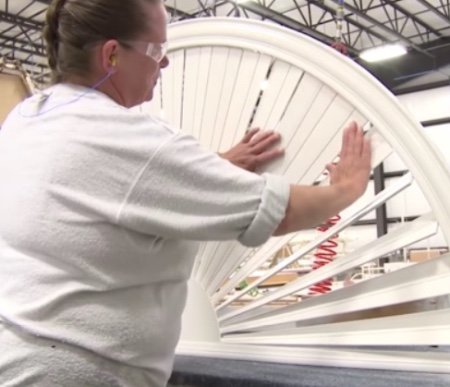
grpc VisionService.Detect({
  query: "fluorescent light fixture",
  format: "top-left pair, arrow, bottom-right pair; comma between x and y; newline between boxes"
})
359,44 -> 407,62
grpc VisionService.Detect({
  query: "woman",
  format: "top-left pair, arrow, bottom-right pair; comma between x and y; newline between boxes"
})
0,0 -> 371,386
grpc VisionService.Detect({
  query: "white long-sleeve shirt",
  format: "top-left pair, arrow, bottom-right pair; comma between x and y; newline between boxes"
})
0,84 -> 290,386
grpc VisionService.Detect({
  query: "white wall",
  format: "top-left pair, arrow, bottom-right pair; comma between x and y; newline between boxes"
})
397,86 -> 450,122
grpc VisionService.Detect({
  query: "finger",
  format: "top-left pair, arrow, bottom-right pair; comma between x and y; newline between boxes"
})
347,121 -> 359,157
254,148 -> 284,165
353,124 -> 364,157
339,124 -> 352,161
362,137 -> 372,169
251,132 -> 281,154
249,130 -> 276,145
242,128 -> 260,144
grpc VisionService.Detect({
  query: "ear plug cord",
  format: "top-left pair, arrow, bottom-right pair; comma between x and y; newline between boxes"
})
18,70 -> 114,118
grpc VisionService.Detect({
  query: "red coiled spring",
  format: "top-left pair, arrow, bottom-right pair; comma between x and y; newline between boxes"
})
308,214 -> 341,296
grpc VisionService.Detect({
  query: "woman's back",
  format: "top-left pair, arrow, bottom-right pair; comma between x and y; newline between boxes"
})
0,84 -> 200,384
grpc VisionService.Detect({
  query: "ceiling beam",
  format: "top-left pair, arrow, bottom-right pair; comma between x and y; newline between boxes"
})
329,0 -> 433,58
237,1 -> 359,56
385,0 -> 443,40
414,0 -> 450,25
0,10 -> 42,30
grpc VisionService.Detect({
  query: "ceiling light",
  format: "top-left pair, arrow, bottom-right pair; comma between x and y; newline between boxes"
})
359,44 -> 407,63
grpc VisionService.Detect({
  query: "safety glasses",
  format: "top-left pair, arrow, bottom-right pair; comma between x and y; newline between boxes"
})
120,41 -> 168,63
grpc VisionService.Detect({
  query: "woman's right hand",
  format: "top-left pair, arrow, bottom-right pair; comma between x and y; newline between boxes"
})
274,121 -> 372,236
326,121 -> 372,204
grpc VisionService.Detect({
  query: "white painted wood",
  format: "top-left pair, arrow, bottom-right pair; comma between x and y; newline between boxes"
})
218,52 -> 272,152
161,52 -> 176,125
286,95 -> 355,183
180,279 -> 220,342
223,308 -> 450,346
258,73 -> 323,175
210,48 -> 244,152
199,241 -> 230,290
217,173 -> 414,315
195,240 -> 220,286
191,47 -> 213,139
181,47 -> 201,135
219,212 -> 436,323
211,127 -> 395,306
299,111 -> 367,185
274,85 -> 338,182
251,61 -> 301,130
221,250 -> 449,334
196,47 -> 230,149
166,18 -> 450,368
206,242 -> 246,296
210,236 -> 288,306
168,50 -> 185,128
168,18 -> 450,243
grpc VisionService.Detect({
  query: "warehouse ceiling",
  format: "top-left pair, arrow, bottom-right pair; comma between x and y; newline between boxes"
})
1,0 -> 449,94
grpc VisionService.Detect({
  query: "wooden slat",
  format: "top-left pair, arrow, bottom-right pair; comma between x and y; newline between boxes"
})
218,52 -> 272,152
251,61 -> 302,130
223,308 -> 450,346
222,252 -> 450,334
210,48 -> 244,152
191,47 -> 213,138
161,50 -> 185,128
285,95 -> 354,184
181,47 -> 202,135
197,47 -> 231,150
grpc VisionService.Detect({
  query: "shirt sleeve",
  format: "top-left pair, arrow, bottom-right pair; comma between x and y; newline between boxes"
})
117,132 -> 290,247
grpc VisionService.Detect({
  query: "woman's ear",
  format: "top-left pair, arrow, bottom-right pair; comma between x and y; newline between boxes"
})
100,40 -> 119,73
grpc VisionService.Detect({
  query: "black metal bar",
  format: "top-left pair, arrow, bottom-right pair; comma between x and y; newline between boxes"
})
332,0 -> 434,58
370,170 -> 408,179
373,164 -> 388,237
354,216 -> 418,227
422,117 -> 450,127
236,1 -> 360,56
16,0 -> 38,18
0,40 -> 46,58
384,0 -> 443,39
0,31 -> 43,52
393,79 -> 450,95
309,0 -> 391,45
0,10 -> 42,30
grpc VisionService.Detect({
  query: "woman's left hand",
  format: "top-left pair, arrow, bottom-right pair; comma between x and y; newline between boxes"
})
218,128 -> 284,172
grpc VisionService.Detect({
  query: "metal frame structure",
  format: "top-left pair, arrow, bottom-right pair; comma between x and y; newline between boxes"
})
0,0 -> 449,91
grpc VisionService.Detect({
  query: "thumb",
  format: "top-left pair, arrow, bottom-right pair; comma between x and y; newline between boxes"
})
325,163 -> 335,174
